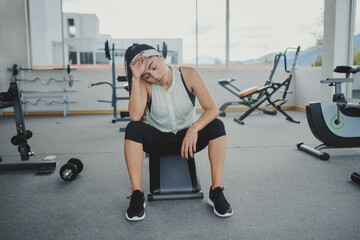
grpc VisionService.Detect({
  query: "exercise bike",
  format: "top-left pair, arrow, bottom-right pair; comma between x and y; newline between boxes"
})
297,65 -> 360,160
297,65 -> 360,186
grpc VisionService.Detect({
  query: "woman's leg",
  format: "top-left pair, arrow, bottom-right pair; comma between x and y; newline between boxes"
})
189,118 -> 232,217
193,118 -> 227,190
208,135 -> 226,190
208,135 -> 232,217
124,121 -> 171,193
124,139 -> 144,192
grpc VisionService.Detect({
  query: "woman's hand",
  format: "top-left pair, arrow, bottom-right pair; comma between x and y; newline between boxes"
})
181,129 -> 198,159
129,51 -> 147,80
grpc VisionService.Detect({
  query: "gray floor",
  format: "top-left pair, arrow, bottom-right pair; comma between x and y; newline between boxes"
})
0,110 -> 359,240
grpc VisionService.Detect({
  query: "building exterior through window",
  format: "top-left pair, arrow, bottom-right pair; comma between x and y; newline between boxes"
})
28,0 -> 183,67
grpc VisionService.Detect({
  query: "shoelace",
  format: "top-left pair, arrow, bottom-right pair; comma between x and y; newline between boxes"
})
127,193 -> 144,212
212,187 -> 227,202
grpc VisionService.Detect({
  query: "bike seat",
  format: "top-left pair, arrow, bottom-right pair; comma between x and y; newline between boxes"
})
334,66 -> 360,74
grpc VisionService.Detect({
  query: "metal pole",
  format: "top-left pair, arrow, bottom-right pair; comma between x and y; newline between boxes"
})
60,0 -> 66,68
226,0 -> 230,68
348,0 -> 356,66
346,0 -> 356,98
112,44 -> 117,119
196,0 -> 198,68
24,0 -> 32,67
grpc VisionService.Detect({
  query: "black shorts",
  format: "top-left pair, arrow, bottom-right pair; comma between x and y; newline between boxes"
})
124,118 -> 226,156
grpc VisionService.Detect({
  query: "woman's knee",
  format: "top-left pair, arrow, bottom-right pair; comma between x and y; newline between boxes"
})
207,118 -> 226,139
210,118 -> 225,129
125,121 -> 146,143
125,121 -> 145,131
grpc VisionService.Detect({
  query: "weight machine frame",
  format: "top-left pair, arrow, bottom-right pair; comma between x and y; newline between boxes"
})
0,71 -> 56,173
89,41 -> 130,131
218,46 -> 301,125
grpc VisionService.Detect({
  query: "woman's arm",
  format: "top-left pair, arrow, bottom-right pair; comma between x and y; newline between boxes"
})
128,79 -> 148,121
182,67 -> 219,132
128,53 -> 149,121
180,67 -> 219,159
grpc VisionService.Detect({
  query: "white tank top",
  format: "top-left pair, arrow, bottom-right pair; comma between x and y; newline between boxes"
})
147,66 -> 196,133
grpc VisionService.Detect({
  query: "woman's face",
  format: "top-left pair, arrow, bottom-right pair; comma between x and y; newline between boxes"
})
140,56 -> 169,84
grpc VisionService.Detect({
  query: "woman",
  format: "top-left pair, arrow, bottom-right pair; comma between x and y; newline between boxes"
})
124,43 -> 232,221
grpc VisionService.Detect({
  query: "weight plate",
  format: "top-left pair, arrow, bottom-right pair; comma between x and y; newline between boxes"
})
60,163 -> 77,181
18,144 -> 31,154
11,135 -> 20,145
162,41 -> 167,59
105,40 -> 111,60
68,158 -> 83,173
26,130 -> 33,139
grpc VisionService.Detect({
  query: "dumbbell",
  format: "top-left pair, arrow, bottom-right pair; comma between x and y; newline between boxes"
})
60,158 -> 83,181
351,172 -> 360,185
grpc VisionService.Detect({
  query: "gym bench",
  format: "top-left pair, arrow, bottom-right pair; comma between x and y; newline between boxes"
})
148,154 -> 204,201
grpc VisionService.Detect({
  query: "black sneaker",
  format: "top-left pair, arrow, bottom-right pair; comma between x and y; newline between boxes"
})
126,190 -> 146,221
208,186 -> 233,217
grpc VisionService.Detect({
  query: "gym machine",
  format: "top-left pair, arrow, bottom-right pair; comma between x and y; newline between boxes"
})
0,67 -> 56,173
296,65 -> 360,186
297,65 -> 360,160
218,46 -> 301,125
89,40 -> 130,131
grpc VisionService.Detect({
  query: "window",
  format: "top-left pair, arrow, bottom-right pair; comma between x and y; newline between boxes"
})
27,0 -> 324,68
114,51 -> 125,65
229,0 -> 323,67
96,52 -> 109,64
80,52 -> 93,64
352,1 -> 360,99
353,1 -> 360,67
67,18 -> 76,38
69,51 -> 77,64
191,0 -> 225,66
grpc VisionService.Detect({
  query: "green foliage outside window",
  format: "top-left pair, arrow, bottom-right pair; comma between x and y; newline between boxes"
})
353,48 -> 360,66
311,47 -> 360,67
310,55 -> 322,67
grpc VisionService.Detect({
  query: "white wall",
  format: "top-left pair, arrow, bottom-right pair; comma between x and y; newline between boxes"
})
294,67 -> 323,109
29,0 -> 62,66
79,14 -> 99,39
63,13 -> 81,39
0,0 -> 30,94
321,0 -> 354,101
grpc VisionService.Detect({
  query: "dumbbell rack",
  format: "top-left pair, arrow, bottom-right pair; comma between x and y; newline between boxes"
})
13,65 -> 79,116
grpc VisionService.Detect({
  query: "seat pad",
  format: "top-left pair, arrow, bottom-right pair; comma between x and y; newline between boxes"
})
238,86 -> 258,97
